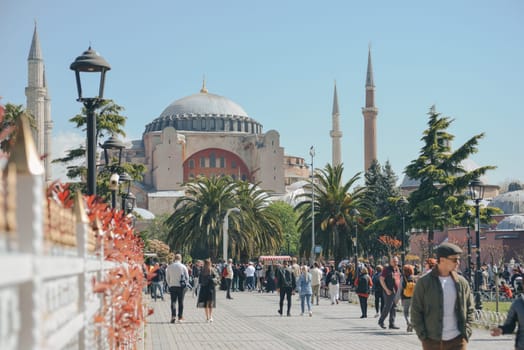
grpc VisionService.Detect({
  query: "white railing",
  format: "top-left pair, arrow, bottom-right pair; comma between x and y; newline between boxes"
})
0,117 -> 114,350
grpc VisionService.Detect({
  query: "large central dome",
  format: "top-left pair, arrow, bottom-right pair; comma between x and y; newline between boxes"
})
144,84 -> 262,134
160,92 -> 248,118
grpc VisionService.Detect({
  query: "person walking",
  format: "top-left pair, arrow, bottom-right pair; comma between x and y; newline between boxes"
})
355,266 -> 373,318
310,262 -> 322,306
224,258 -> 234,299
192,260 -> 202,297
401,264 -> 416,332
326,265 -> 340,305
297,265 -> 313,316
245,262 -> 256,291
265,265 -> 276,293
196,259 -> 218,322
166,253 -> 190,323
150,262 -> 165,301
411,243 -> 475,350
490,283 -> 524,350
372,265 -> 384,318
378,256 -> 401,330
276,261 -> 296,316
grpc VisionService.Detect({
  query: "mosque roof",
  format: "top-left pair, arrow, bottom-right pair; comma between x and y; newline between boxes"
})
490,190 -> 524,215
496,214 -> 524,230
144,82 -> 258,133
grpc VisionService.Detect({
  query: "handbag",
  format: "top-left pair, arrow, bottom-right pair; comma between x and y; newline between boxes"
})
180,276 -> 187,289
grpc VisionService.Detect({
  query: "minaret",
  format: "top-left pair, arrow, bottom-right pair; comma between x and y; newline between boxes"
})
362,46 -> 378,171
25,23 -> 52,181
330,81 -> 342,167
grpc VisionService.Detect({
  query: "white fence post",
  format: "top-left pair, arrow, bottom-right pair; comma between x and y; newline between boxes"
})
11,116 -> 45,350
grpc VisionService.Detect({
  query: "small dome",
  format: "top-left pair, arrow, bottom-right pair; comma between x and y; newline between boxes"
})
496,215 -> 524,230
490,190 -> 524,214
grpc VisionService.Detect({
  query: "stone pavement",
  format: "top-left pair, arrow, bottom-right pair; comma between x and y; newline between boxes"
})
143,289 -> 514,350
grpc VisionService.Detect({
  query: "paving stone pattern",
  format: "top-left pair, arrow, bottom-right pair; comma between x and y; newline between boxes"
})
144,290 -> 513,350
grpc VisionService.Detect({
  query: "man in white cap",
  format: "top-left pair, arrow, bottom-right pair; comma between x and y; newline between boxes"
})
411,242 -> 474,350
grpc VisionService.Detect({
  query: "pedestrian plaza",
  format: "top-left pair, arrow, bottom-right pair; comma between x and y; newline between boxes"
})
143,289 -> 513,350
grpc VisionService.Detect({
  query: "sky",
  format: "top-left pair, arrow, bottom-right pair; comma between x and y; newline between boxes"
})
1,1 -> 523,188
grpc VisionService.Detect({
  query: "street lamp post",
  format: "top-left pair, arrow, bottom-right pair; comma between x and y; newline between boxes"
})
309,146 -> 315,264
119,172 -> 132,211
350,208 -> 360,266
469,177 -> 485,310
398,196 -> 409,266
102,134 -> 125,209
465,210 -> 473,288
223,207 -> 240,262
70,47 -> 111,196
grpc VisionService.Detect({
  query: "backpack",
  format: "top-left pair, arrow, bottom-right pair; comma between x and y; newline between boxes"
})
222,265 -> 228,278
403,277 -> 415,298
330,272 -> 338,285
356,275 -> 369,294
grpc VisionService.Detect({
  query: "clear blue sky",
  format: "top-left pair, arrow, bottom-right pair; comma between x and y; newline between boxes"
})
1,1 -> 523,188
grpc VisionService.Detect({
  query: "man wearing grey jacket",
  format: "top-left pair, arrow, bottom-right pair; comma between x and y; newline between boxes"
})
411,243 -> 474,350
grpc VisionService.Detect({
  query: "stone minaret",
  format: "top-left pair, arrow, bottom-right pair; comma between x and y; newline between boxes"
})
330,81 -> 342,167
362,46 -> 378,171
25,23 -> 53,182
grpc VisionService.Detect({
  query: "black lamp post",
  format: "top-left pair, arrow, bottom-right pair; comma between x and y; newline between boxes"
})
350,208 -> 360,266
70,47 -> 111,196
469,177 -> 485,310
101,134 -> 125,209
465,209 -> 473,288
398,196 -> 409,266
118,172 -> 133,213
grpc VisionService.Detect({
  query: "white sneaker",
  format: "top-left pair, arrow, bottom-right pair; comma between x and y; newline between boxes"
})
309,311 -> 313,317
374,313 -> 379,318
209,317 -> 213,323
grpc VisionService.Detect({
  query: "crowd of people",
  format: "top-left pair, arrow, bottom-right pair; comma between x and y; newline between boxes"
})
143,248 -> 523,350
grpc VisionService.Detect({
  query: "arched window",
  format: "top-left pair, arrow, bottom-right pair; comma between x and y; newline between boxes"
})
210,152 -> 216,168
189,159 -> 195,169
200,157 -> 206,168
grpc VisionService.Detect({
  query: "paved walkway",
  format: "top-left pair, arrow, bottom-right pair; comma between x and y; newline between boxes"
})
143,289 -> 514,350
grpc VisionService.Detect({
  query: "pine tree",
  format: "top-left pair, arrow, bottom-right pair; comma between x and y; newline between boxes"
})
405,106 -> 495,253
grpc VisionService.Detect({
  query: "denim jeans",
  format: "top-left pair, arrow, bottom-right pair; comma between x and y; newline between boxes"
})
151,282 -> 163,300
300,294 -> 312,314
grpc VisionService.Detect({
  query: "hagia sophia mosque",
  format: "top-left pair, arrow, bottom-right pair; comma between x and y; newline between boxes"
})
22,25 -> 524,261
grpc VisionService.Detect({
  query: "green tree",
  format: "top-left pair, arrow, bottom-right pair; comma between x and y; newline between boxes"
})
405,106 -> 496,253
265,201 -> 299,255
362,160 -> 402,259
296,164 -> 365,264
165,176 -> 282,261
140,213 -> 171,243
0,103 -> 36,153
52,99 -> 145,201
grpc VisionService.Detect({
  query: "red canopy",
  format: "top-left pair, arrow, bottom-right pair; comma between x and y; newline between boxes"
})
258,255 -> 291,262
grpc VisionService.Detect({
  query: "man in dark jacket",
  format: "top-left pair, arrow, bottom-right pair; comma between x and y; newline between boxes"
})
411,243 -> 474,350
491,284 -> 524,350
276,261 -> 296,316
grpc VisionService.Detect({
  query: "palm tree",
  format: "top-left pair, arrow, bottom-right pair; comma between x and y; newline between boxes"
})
165,176 -> 283,261
0,103 -> 36,153
166,176 -> 237,259
296,164 -> 365,264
